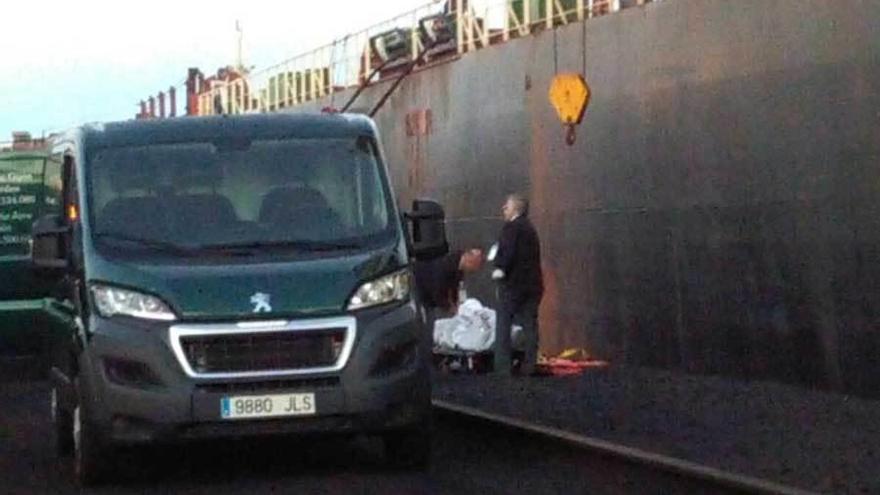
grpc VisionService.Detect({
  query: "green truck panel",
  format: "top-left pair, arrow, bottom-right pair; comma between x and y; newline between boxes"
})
0,148 -> 61,358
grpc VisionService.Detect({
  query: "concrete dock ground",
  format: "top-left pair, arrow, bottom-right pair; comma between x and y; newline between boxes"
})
0,377 -> 746,494
434,366 -> 880,494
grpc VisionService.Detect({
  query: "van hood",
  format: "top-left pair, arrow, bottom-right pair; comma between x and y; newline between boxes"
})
88,247 -> 405,320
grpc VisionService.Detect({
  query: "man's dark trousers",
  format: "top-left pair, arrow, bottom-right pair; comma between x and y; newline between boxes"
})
495,289 -> 540,375
493,214 -> 543,375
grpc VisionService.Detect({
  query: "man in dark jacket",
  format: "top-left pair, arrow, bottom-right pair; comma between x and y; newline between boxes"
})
492,193 -> 543,376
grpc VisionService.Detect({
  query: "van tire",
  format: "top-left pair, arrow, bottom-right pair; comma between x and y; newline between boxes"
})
73,380 -> 111,486
51,386 -> 74,456
383,424 -> 431,471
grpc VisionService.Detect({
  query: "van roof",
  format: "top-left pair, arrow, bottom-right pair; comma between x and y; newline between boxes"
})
69,113 -> 378,149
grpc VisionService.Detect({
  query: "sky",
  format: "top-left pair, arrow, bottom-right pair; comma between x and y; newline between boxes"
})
0,0 -> 438,140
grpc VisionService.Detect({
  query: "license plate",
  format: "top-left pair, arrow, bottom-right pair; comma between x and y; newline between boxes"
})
221,393 -> 316,420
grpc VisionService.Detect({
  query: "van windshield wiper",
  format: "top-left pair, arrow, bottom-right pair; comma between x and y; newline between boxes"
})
197,240 -> 363,253
93,233 -> 198,255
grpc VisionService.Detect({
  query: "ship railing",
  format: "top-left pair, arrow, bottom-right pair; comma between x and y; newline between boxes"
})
456,0 -> 625,51
189,0 -> 659,116
196,1 -> 444,116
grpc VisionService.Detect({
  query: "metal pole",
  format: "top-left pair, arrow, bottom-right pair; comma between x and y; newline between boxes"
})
546,0 -> 554,28
456,0 -> 464,54
524,0 -> 531,27
362,44 -> 371,85
503,1 -> 510,41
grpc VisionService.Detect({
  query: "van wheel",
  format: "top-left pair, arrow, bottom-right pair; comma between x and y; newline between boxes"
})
383,424 -> 431,471
51,386 -> 74,456
73,382 -> 110,486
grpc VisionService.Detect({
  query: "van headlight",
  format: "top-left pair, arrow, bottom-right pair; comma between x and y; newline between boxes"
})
347,269 -> 411,311
91,284 -> 177,321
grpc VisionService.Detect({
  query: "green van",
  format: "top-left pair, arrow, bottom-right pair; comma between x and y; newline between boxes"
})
30,113 -> 448,484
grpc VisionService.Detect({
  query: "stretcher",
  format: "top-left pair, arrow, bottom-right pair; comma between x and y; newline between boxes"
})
432,346 -> 531,374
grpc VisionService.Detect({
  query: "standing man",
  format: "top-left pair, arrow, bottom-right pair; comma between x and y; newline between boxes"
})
492,193 -> 543,376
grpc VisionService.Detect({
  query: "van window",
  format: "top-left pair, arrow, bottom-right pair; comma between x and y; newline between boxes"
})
86,136 -> 395,257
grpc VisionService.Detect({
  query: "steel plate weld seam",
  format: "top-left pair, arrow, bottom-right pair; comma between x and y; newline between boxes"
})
431,399 -> 819,495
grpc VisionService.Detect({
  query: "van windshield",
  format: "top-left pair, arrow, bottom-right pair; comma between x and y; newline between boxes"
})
86,136 -> 396,257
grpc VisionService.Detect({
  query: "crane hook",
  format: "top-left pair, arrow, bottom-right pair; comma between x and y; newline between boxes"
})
565,124 -> 577,146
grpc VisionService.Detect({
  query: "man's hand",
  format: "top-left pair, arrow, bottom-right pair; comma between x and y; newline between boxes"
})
492,269 -> 505,280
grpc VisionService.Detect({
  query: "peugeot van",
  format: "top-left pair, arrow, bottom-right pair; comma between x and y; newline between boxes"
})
31,113 -> 448,485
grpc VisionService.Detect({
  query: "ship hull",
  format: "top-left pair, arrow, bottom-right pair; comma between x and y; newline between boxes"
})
296,0 -> 880,396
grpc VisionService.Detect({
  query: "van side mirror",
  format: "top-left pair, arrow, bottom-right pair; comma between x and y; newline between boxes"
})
406,199 -> 449,261
31,214 -> 69,271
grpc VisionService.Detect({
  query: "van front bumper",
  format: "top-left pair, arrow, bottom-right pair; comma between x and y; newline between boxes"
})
75,301 -> 431,444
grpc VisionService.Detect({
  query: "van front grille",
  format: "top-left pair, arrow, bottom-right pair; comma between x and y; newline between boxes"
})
195,377 -> 340,394
180,329 -> 346,374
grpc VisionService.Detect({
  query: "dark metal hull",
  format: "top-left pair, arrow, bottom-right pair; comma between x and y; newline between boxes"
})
297,0 -> 880,396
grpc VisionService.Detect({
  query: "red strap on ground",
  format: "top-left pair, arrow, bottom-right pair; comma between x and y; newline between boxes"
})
536,357 -> 609,376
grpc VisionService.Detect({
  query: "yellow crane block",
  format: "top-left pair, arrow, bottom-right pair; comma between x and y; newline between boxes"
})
548,73 -> 591,125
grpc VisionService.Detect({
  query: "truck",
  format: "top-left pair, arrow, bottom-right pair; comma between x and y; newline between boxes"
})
27,113 -> 448,485
0,135 -> 60,370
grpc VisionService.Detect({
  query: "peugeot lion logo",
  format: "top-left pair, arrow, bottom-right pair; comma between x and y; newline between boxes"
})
250,292 -> 272,313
